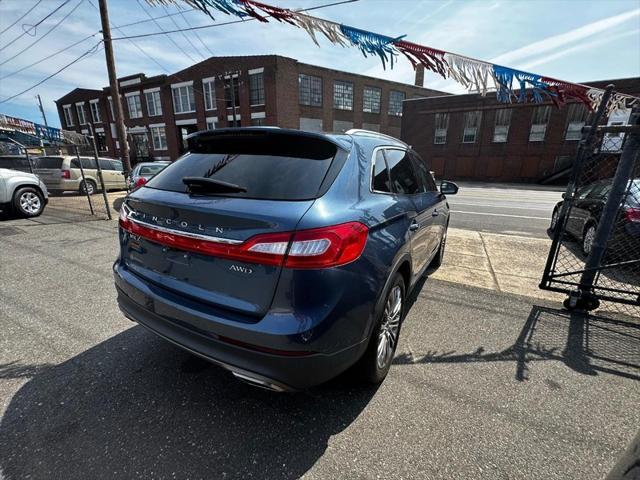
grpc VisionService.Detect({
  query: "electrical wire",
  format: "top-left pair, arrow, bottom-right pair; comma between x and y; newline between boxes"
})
177,6 -> 214,57
161,4 -> 206,60
0,0 -> 71,53
0,42 -> 103,104
0,0 -> 44,36
135,0 -> 197,63
0,0 -> 85,68
0,32 -> 98,80
111,0 -> 359,40
115,7 -> 197,29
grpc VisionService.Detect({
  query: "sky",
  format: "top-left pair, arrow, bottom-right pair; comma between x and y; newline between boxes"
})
0,0 -> 639,128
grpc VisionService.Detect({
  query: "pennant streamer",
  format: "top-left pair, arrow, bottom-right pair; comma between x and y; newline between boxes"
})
144,0 -> 640,114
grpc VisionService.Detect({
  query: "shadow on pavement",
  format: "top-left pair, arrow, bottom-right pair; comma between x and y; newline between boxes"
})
394,305 -> 640,382
0,326 -> 377,479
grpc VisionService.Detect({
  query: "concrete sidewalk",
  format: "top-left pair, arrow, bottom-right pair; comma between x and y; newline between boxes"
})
432,228 -> 563,302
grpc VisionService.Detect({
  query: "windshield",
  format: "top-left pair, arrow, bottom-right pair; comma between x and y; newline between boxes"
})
139,165 -> 167,175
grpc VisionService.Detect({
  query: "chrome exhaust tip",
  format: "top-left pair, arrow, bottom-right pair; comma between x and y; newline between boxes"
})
231,371 -> 287,392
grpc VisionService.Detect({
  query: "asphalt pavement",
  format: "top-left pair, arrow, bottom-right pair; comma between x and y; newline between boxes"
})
448,183 -> 563,238
1,211 -> 638,480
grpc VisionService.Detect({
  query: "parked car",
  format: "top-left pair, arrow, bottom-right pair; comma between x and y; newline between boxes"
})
127,161 -> 171,189
33,155 -> 127,194
550,178 -> 640,256
0,168 -> 48,217
114,128 -> 458,391
0,155 -> 34,174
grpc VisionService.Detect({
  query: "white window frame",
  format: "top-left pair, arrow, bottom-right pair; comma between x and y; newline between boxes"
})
462,111 -> 481,144
171,82 -> 196,114
206,116 -> 218,131
63,104 -> 74,127
75,102 -> 87,125
333,80 -> 354,111
202,77 -> 216,111
125,92 -> 143,119
149,124 -> 168,151
492,109 -> 511,143
529,124 -> 547,142
144,88 -> 162,117
362,86 -> 381,114
434,112 -> 448,145
566,122 -> 585,141
89,99 -> 102,123
248,70 -> 265,106
388,90 -> 405,117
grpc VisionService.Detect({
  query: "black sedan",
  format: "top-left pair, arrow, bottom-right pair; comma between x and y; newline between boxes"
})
550,179 -> 640,256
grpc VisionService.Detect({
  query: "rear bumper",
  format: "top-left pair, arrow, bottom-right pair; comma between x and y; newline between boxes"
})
114,263 -> 367,390
41,179 -> 80,191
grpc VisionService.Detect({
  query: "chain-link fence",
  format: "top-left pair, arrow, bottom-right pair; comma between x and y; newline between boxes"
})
541,89 -> 640,318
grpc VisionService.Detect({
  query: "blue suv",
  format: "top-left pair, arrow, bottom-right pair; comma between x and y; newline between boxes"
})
114,128 -> 457,391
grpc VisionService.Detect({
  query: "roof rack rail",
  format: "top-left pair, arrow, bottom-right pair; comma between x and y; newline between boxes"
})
345,129 -> 409,148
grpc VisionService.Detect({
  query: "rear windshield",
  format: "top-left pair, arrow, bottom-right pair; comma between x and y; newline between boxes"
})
0,157 -> 29,169
35,157 -> 63,169
139,164 -> 167,175
146,134 -> 338,200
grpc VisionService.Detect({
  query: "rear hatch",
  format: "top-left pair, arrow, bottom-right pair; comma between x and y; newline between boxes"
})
33,156 -> 64,185
119,129 -> 344,318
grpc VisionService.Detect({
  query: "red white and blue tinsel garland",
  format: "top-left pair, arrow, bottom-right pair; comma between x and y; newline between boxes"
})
145,0 -> 639,115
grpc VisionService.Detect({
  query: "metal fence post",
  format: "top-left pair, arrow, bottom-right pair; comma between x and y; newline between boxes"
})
540,85 -> 615,288
576,126 -> 640,309
75,145 -> 94,216
88,124 -> 112,220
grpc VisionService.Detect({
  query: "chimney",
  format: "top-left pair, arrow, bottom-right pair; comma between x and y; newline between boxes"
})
414,64 -> 425,87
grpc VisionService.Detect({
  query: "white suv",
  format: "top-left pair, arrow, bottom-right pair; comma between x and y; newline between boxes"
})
0,168 -> 49,217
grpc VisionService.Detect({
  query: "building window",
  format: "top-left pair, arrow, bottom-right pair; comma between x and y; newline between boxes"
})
206,119 -> 217,130
566,103 -> 588,141
75,103 -> 87,125
126,94 -> 143,119
89,101 -> 101,123
493,108 -> 512,143
224,76 -> 240,109
96,131 -> 107,152
529,106 -> 551,142
150,125 -> 167,150
63,105 -> 73,127
202,79 -> 215,111
249,72 -> 265,106
298,74 -> 322,107
363,86 -> 381,114
145,90 -> 162,117
333,120 -> 353,133
462,111 -> 482,143
172,84 -> 196,114
434,112 -> 449,144
251,118 -> 265,126
388,90 -> 406,116
333,80 -> 353,111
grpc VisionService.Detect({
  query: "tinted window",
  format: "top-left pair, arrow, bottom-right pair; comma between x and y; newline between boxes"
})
408,153 -> 431,193
112,160 -> 124,172
99,159 -> 115,170
147,135 -> 337,201
372,150 -> 391,193
77,157 -> 97,169
139,164 -> 166,175
384,149 -> 420,195
0,157 -> 29,169
35,157 -> 63,169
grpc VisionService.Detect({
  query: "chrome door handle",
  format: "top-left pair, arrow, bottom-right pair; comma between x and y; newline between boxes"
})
409,221 -> 419,231
432,209 -> 439,217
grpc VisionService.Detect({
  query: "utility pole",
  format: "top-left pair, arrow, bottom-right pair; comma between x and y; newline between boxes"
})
98,0 -> 131,173
36,94 -> 48,127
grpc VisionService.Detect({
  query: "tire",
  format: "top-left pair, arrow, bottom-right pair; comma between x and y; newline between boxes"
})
357,274 -> 405,384
583,223 -> 596,256
430,226 -> 448,269
79,179 -> 97,195
549,208 -> 559,232
13,187 -> 44,218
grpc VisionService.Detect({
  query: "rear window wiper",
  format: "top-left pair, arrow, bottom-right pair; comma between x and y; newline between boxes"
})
182,176 -> 247,194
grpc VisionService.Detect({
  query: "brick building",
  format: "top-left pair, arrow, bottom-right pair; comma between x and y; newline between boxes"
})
401,77 -> 640,183
55,55 -> 444,163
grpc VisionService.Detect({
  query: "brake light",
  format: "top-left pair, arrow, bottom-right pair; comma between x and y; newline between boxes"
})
119,207 -> 368,269
61,169 -> 71,179
135,177 -> 147,188
624,207 -> 640,223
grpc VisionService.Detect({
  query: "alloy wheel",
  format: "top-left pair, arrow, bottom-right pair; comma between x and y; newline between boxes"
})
583,225 -> 596,256
83,181 -> 95,195
19,192 -> 41,214
377,285 -> 402,369
550,210 -> 558,230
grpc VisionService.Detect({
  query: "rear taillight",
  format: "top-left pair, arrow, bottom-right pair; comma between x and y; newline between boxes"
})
135,177 -> 147,188
119,207 -> 368,269
61,169 -> 71,179
624,207 -> 640,223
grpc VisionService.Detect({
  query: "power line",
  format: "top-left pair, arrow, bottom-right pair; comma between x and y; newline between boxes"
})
0,42 -> 102,104
0,0 -> 71,53
161,4 -> 206,60
0,0 -> 44,36
135,0 -> 198,64
111,0 -> 359,40
0,32 -> 98,80
177,6 -> 214,57
114,7 -> 197,29
0,0 -> 85,68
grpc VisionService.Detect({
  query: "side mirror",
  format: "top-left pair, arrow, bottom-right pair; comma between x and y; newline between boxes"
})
440,180 -> 459,195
